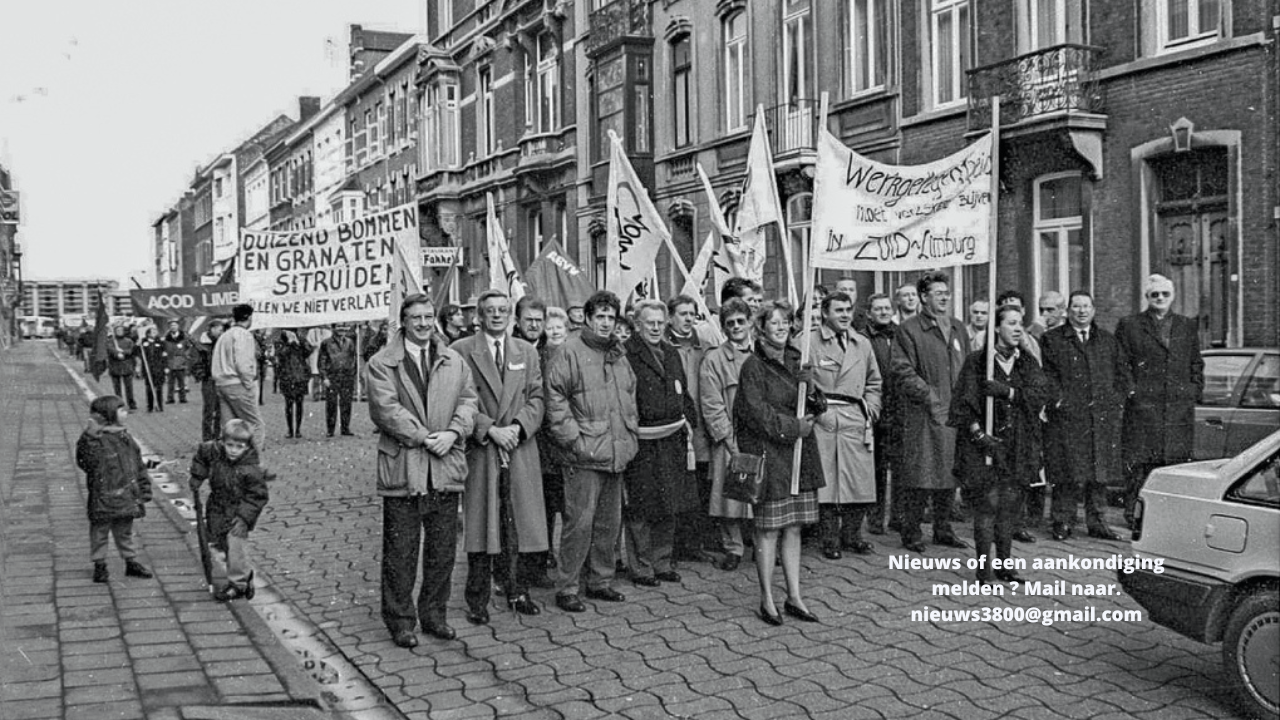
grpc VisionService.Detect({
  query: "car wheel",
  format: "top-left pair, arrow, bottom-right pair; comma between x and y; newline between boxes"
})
1222,589 -> 1280,720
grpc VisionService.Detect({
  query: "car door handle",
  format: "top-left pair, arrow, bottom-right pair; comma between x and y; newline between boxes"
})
1204,417 -> 1225,427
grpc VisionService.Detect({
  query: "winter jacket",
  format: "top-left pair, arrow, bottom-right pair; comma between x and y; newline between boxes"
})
190,442 -> 271,543
274,333 -> 314,396
211,325 -> 258,388
162,331 -> 191,370
189,336 -> 215,383
949,347 -> 1051,489
107,336 -> 138,378
1115,310 -> 1204,466
544,331 -> 639,474
365,333 -> 478,496
319,335 -> 359,377
139,337 -> 167,380
76,419 -> 152,521
890,312 -> 969,490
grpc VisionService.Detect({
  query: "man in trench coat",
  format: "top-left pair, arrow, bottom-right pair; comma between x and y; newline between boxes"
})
1042,291 -> 1129,541
453,290 -> 548,622
1115,274 -> 1204,528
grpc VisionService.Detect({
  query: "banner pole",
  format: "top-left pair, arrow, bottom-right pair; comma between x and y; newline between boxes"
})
984,97 -> 1002,456
790,91 -> 830,496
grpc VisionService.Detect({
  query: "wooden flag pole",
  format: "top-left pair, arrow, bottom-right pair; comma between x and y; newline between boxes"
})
789,92 -> 830,496
984,97 -> 1002,462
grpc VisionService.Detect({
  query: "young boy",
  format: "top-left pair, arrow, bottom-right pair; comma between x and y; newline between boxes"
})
189,419 -> 271,601
76,395 -> 153,583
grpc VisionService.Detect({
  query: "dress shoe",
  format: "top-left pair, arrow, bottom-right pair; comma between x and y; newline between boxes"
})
933,536 -> 969,549
341,430 -> 355,436
391,629 -> 419,648
1088,526 -> 1121,541
556,594 -> 586,613
507,594 -> 541,615
655,571 -> 681,583
994,569 -> 1025,584
1050,523 -> 1071,541
845,541 -> 875,555
783,601 -> 820,623
822,547 -> 843,560
465,606 -> 490,625
758,604 -> 784,626
717,554 -> 742,571
903,540 -> 928,554
422,622 -> 457,641
125,560 -> 153,578
93,561 -> 109,583
632,575 -> 660,587
1012,530 -> 1036,543
585,587 -> 626,602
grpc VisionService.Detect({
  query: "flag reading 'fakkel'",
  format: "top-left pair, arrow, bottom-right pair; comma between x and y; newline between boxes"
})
810,129 -> 993,271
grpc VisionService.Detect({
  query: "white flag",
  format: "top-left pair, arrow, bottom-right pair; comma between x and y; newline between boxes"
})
387,234 -> 423,336
487,193 -> 526,302
605,131 -> 670,303
734,108 -> 796,305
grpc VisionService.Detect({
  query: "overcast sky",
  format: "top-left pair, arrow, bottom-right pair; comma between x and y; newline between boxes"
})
0,0 -> 422,288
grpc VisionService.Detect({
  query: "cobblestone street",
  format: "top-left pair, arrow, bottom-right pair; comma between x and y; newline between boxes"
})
1,341 -> 1251,719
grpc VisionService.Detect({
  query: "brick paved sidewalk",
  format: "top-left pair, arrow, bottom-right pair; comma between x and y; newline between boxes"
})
37,341 -> 1250,719
0,342 -> 344,720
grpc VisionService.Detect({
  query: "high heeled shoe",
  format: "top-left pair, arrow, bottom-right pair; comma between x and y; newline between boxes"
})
758,604 -> 784,626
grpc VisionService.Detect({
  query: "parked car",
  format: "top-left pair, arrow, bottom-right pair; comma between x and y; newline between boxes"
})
1119,429 -> 1280,720
1196,348 -> 1279,460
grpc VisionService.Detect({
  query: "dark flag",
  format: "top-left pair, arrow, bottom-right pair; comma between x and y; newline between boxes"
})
90,289 -> 110,381
523,240 -> 594,311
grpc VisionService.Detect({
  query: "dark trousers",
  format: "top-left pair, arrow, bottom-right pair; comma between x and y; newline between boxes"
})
466,553 -> 542,611
540,471 -> 564,568
819,503 -> 873,549
1015,485 -> 1046,532
200,380 -> 222,442
110,374 -> 136,408
868,431 -> 895,531
1051,479 -> 1108,530
381,493 -> 459,632
674,461 -> 714,557
283,394 -> 305,435
166,369 -> 188,403
143,373 -> 165,412
967,480 -> 1020,580
325,374 -> 355,434
901,488 -> 956,544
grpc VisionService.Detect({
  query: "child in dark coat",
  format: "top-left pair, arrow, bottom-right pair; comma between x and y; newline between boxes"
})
75,395 -> 154,583
190,419 -> 271,601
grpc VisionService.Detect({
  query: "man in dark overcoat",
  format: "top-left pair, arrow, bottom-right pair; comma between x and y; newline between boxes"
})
623,300 -> 699,587
1115,274 -> 1204,528
1042,291 -> 1128,541
453,290 -> 548,623
890,271 -> 969,553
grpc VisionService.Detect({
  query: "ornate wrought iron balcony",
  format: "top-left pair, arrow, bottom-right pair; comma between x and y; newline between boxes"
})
585,0 -> 652,55
967,44 -> 1104,131
754,98 -> 820,155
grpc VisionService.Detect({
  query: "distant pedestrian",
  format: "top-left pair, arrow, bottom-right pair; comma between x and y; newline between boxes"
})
162,319 -> 191,404
189,419 -> 271,601
366,293 -> 478,647
1116,274 -> 1204,528
211,304 -> 265,452
319,324 -> 359,436
139,327 -> 167,413
189,319 -> 226,442
108,325 -> 139,410
75,395 -> 153,583
274,329 -> 313,439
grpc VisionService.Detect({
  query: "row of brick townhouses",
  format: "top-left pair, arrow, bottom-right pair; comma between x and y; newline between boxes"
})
152,2 -> 1279,347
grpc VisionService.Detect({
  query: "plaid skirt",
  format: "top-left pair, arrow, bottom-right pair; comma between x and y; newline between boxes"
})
753,490 -> 819,531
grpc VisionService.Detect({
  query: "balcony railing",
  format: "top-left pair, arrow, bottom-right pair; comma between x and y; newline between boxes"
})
754,98 -> 820,154
585,0 -> 652,54
967,44 -> 1103,131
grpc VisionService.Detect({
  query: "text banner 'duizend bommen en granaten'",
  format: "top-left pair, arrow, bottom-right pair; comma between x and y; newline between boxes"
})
237,204 -> 422,329
810,130 -> 993,271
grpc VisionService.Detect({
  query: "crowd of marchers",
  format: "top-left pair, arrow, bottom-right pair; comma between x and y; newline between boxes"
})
58,270 -> 1203,648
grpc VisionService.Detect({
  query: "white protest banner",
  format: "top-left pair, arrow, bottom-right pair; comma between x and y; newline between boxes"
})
811,129 -> 993,271
732,110 -> 783,289
237,204 -> 422,329
605,131 -> 669,303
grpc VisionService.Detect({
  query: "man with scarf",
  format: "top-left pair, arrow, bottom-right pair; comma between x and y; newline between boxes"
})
544,290 -> 639,612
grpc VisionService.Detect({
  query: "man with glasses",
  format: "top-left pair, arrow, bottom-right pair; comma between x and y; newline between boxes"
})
890,272 -> 969,554
1115,274 -> 1204,529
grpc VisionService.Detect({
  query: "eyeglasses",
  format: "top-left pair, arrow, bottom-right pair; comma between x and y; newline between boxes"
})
1148,291 -> 1172,298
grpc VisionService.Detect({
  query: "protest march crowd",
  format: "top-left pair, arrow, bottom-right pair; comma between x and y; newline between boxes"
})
61,267 -> 1204,648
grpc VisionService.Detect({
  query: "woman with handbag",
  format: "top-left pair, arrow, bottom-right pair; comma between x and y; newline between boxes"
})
732,300 -> 826,626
